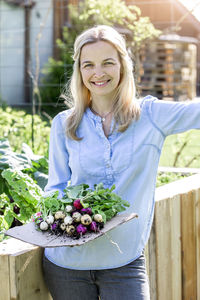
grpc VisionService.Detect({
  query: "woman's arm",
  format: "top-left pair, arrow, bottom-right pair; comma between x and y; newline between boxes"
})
44,113 -> 71,197
145,96 -> 200,136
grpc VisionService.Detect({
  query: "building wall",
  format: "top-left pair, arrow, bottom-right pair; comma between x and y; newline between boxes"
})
0,1 -> 24,105
30,0 -> 53,90
0,0 -> 53,106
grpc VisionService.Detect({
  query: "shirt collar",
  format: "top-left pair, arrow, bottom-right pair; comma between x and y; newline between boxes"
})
85,107 -> 118,136
85,107 -> 103,123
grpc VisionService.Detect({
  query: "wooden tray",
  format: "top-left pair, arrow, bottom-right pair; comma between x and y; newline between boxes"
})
5,212 -> 138,247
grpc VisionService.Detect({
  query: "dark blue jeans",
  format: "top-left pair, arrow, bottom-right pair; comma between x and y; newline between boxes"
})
43,253 -> 150,300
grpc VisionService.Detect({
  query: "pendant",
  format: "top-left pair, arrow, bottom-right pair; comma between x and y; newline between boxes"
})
102,117 -> 106,122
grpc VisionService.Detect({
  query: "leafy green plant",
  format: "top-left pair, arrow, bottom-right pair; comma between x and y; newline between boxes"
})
156,172 -> 191,187
0,106 -> 51,155
0,138 -> 48,241
64,183 -> 130,222
40,0 -> 161,116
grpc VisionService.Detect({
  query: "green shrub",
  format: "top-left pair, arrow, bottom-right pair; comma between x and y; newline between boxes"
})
0,106 -> 51,156
0,138 -> 49,241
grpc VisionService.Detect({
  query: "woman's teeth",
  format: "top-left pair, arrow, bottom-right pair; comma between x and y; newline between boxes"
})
92,80 -> 110,86
96,82 -> 105,86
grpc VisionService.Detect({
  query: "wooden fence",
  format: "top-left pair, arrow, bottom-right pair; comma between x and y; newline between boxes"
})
146,173 -> 200,300
1,173 -> 200,300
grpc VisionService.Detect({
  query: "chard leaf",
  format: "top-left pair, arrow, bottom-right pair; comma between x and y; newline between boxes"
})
33,171 -> 48,190
0,139 -> 32,171
2,169 -> 42,205
3,209 -> 14,229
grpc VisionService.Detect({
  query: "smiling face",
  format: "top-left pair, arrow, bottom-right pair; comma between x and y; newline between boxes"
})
80,41 -> 121,103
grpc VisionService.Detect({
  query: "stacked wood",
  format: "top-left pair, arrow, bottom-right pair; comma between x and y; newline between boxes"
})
138,35 -> 197,101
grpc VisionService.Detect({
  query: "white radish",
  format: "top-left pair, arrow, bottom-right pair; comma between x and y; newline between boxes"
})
66,225 -> 76,235
46,215 -> 54,224
64,215 -> 73,225
93,214 -> 103,223
60,223 -> 66,231
65,205 -> 73,213
72,212 -> 81,223
40,221 -> 48,231
81,214 -> 92,226
54,211 -> 65,220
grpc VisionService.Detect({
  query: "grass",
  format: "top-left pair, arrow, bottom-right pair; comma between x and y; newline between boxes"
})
160,129 -> 200,168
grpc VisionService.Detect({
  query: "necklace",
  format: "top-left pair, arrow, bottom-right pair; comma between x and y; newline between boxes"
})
90,107 -> 112,122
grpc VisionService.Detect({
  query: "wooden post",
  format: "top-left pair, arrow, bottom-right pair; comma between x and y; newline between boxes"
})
154,195 -> 182,300
0,255 -> 10,300
181,191 -> 197,300
155,198 -> 173,300
170,195 -> 182,300
195,188 -> 200,300
0,238 -> 52,300
147,216 -> 157,300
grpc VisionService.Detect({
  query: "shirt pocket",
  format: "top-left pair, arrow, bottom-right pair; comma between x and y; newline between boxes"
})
111,128 -> 134,174
78,134 -> 107,177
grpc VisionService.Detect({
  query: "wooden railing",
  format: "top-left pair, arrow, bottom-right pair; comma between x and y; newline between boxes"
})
1,173 -> 200,300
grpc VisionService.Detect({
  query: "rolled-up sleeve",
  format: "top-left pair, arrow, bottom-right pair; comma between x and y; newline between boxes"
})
44,113 -> 71,197
146,97 -> 200,136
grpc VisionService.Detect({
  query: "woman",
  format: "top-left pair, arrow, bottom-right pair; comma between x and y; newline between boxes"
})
43,25 -> 200,300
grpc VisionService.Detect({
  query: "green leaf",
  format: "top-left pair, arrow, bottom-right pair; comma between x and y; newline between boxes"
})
2,169 -> 42,205
3,209 -> 14,230
64,183 -> 89,199
33,171 -> 48,189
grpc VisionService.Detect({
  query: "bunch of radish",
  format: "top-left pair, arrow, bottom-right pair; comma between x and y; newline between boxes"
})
33,199 -> 104,239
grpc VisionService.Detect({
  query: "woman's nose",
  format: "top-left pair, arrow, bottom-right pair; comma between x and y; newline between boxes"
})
93,66 -> 105,78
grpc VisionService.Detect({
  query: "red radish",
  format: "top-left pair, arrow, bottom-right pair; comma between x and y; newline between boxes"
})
73,199 -> 83,210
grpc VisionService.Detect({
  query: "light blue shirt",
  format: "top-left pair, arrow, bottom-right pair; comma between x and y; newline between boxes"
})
44,95 -> 200,270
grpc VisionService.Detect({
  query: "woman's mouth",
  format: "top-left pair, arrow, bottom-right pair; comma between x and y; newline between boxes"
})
91,80 -> 111,86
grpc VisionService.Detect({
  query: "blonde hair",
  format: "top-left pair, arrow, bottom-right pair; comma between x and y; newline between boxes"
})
63,25 -> 140,140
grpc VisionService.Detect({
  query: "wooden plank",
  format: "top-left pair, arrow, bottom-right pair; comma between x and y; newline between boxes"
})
155,198 -> 172,300
0,254 -> 10,300
181,191 -> 197,300
171,195 -> 182,300
154,195 -> 181,300
9,247 -> 52,300
6,213 -> 138,248
195,188 -> 200,300
148,216 -> 157,300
